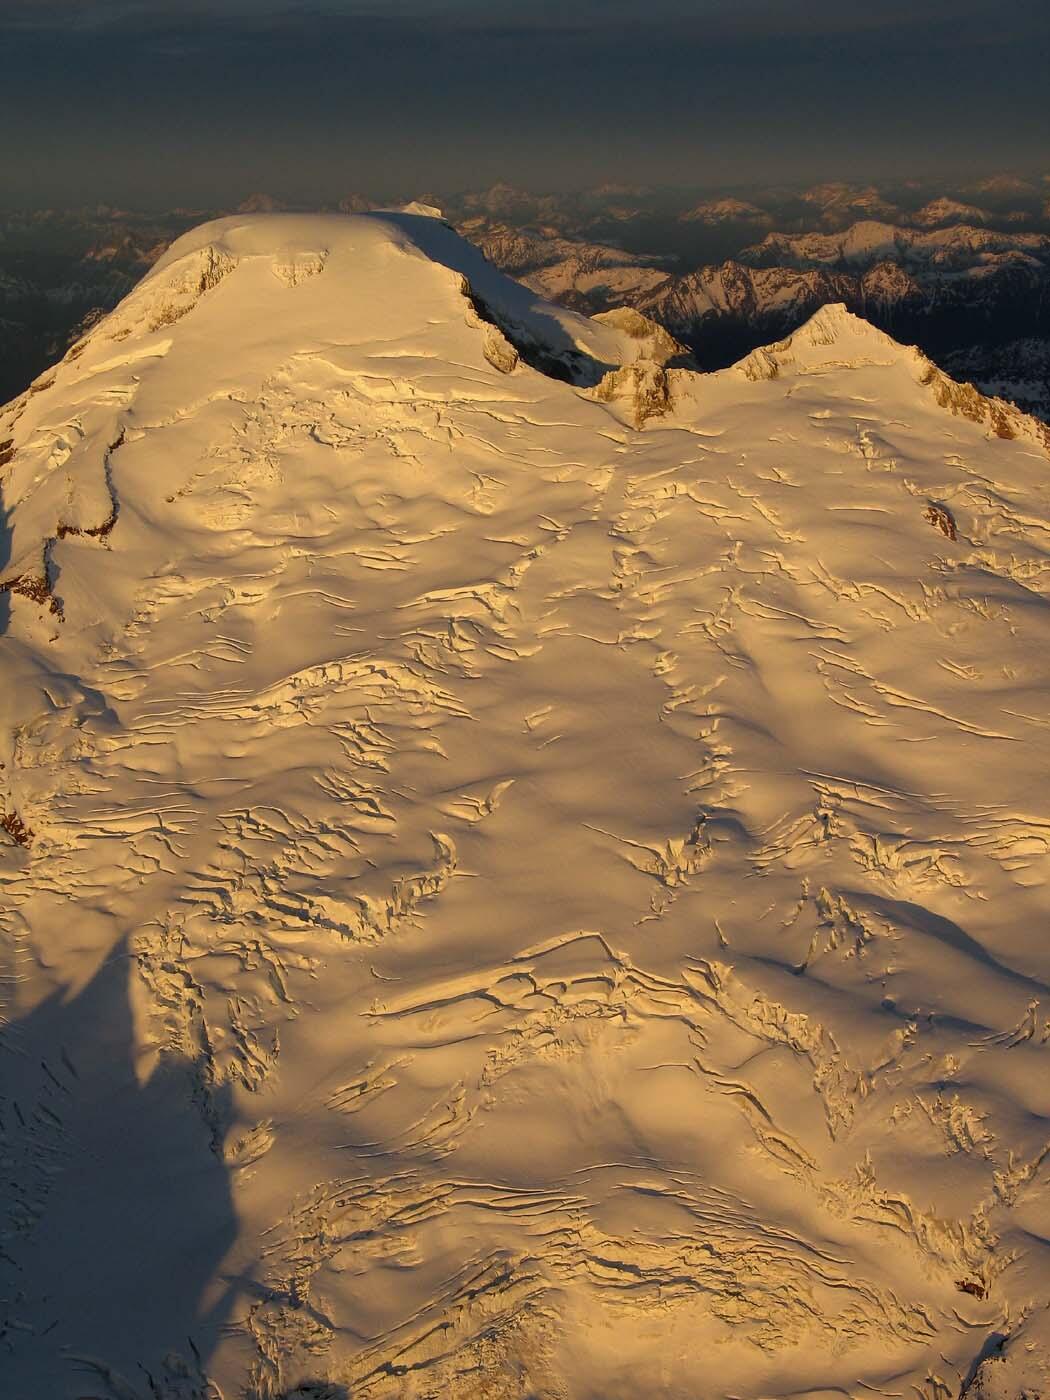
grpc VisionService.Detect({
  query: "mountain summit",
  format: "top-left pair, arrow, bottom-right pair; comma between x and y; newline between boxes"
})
3,212 -> 1050,1400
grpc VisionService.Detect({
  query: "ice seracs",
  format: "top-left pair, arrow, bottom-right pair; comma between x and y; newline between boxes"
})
3,211 -> 1050,1400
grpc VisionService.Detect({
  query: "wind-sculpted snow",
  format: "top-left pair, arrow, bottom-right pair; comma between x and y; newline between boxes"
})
2,212 -> 1050,1399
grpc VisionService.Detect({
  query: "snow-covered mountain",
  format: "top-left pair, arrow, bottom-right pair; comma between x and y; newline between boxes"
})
636,257 -> 854,334
5,182 -> 1050,423
3,211 -> 1050,1400
799,183 -> 901,228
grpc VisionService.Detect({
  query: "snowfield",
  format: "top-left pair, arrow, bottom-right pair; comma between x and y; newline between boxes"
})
2,211 -> 1050,1399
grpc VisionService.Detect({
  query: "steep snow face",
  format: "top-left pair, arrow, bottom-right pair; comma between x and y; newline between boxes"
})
3,216 -> 1050,1400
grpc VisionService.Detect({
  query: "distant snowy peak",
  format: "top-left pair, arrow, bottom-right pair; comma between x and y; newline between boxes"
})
967,172 -> 1040,199
679,198 -> 771,225
800,182 -> 900,227
461,182 -> 551,220
913,197 -> 991,228
457,219 -> 669,309
741,220 -> 1050,272
636,258 -> 854,331
584,181 -> 653,199
337,191 -> 378,214
235,191 -> 287,213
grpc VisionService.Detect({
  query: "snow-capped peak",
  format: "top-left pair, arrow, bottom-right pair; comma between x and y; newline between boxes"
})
4,212 -> 1050,1400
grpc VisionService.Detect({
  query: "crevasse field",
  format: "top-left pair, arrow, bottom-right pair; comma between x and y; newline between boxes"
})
2,211 -> 1049,1399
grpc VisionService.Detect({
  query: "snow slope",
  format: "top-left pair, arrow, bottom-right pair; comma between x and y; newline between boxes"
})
3,212 -> 1050,1400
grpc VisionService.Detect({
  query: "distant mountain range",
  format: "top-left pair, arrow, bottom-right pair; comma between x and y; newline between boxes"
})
629,222 -> 1050,413
2,173 -> 1049,418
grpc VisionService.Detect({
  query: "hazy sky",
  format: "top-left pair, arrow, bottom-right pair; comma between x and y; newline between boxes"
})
2,0 -> 1048,205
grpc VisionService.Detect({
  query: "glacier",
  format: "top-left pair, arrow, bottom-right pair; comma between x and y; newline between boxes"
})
2,210 -> 1050,1399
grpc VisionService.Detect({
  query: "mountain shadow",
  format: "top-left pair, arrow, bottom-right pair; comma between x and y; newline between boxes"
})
0,935 -> 239,1399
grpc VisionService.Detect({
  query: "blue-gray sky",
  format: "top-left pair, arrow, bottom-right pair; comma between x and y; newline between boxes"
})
2,0 -> 1048,205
